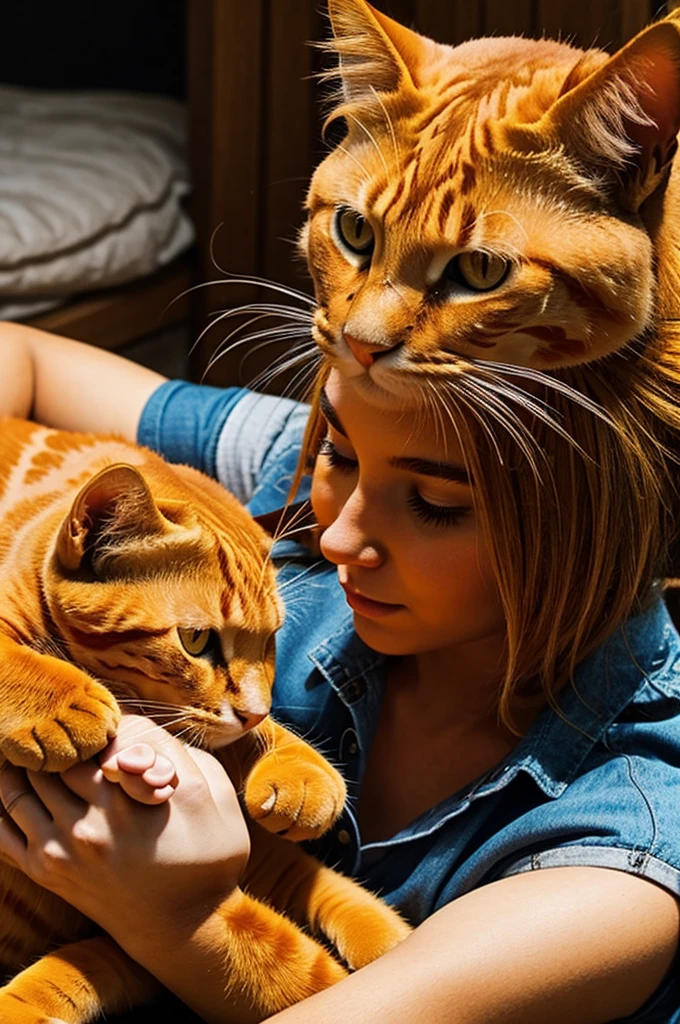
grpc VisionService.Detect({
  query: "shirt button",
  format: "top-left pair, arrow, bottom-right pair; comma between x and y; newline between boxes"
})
344,679 -> 366,703
337,828 -> 352,845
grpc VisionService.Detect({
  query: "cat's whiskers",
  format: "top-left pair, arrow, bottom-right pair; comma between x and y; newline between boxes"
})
432,379 -> 505,466
455,376 -> 545,476
206,312 -> 312,365
345,112 -> 391,184
238,339 -> 319,394
197,303 -> 313,363
206,329 -> 314,385
276,561 -> 326,595
369,86 -> 400,170
465,373 -> 591,460
474,209 -> 529,245
334,143 -> 373,183
471,360 -> 616,426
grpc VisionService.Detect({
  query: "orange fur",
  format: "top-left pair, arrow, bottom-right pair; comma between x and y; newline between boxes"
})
0,418 -> 409,1022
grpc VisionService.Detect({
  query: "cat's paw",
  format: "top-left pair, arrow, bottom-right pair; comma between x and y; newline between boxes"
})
0,677 -> 120,771
244,751 -> 346,841
327,898 -> 412,971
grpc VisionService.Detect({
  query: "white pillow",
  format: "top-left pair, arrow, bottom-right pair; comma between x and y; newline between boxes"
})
0,86 -> 194,318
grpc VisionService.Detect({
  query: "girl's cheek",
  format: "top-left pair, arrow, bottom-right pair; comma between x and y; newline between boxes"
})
310,466 -> 339,528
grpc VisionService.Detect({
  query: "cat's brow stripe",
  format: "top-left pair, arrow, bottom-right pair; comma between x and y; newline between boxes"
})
67,627 -> 170,651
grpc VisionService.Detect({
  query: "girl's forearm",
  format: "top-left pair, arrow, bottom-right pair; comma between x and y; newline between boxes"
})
0,321 -> 166,438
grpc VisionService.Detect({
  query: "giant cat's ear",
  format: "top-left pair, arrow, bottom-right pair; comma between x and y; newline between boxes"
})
527,14 -> 680,212
326,0 -> 425,100
55,464 -> 189,572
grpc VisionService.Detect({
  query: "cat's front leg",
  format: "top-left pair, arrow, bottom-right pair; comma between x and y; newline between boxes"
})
0,635 -> 120,771
0,934 -> 158,1024
246,827 -> 412,971
241,718 -> 346,841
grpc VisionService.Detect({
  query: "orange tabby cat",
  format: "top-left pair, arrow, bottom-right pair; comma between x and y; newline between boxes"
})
305,1 -> 680,382
0,417 -> 409,1023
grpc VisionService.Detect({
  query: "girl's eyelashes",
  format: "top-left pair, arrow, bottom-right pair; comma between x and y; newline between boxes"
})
320,437 -> 470,528
318,437 -> 357,472
406,490 -> 470,528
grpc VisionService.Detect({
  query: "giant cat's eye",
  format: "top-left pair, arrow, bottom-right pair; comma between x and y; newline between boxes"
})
443,251 -> 510,292
335,208 -> 375,257
178,627 -> 213,657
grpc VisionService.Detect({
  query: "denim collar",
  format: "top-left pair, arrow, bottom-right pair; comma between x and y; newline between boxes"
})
306,595 -> 677,847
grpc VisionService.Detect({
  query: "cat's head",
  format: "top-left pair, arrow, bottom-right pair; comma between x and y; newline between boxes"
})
44,464 -> 283,749
302,0 -> 680,398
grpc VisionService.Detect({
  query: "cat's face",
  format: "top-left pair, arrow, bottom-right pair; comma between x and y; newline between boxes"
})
45,465 -> 283,749
302,0 -> 680,400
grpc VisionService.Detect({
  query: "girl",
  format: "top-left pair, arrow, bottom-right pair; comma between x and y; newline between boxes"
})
0,318 -> 678,1024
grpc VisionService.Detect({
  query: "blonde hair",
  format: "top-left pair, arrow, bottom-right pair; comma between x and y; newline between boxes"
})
293,332 -> 680,732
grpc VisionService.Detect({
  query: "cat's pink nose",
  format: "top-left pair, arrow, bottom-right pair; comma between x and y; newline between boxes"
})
233,707 -> 268,731
344,331 -> 395,368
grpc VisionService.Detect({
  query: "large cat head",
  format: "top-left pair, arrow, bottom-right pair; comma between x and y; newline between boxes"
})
44,463 -> 282,749
302,0 -> 680,395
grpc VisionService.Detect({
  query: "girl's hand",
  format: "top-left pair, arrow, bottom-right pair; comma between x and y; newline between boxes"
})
0,716 -> 250,962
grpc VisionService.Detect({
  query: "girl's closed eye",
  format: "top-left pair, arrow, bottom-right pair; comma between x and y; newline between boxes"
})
407,490 -> 471,528
319,437 -> 470,528
318,437 -> 357,472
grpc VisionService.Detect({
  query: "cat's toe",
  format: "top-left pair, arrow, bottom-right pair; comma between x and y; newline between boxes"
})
245,761 -> 346,841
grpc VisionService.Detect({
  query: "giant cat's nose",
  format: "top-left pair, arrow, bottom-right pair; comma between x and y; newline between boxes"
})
344,331 -> 401,368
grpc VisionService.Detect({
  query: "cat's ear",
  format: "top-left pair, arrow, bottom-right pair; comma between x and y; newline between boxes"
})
326,0 -> 424,100
543,15 -> 680,212
56,463 -> 176,571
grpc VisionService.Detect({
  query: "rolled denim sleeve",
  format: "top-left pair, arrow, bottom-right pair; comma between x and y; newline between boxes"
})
137,380 -> 311,509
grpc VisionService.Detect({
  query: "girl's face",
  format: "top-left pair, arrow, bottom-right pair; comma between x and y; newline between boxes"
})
311,370 -> 506,658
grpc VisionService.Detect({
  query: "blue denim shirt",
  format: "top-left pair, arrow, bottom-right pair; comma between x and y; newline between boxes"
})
139,380 -> 680,1022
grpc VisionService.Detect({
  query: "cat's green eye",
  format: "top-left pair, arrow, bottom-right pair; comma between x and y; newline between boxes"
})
335,208 -> 374,257
446,251 -> 510,292
178,627 -> 212,657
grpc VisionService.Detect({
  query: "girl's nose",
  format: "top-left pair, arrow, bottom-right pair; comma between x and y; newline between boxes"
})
319,490 -> 383,568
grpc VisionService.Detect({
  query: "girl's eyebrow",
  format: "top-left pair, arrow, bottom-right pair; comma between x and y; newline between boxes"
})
320,387 -> 472,485
390,457 -> 472,485
320,388 -> 348,436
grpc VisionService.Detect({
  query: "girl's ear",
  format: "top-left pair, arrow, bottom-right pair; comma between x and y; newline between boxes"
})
326,0 -> 425,101
55,463 -> 170,571
511,13 -> 680,213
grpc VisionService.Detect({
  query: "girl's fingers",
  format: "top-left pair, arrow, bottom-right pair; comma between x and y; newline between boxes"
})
58,759 -> 109,803
114,773 -> 175,806
0,765 -> 54,839
100,742 -> 156,778
27,769 -> 87,820
0,813 -> 28,868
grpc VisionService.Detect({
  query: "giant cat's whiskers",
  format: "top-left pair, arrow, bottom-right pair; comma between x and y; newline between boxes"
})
369,86 -> 399,170
471,360 -> 615,426
345,112 -> 391,183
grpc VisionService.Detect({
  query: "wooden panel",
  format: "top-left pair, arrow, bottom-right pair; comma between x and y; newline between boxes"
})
537,0 -> 620,49
187,0 -> 265,380
415,0 -> 481,44
620,0 -> 652,39
26,256 -> 193,351
263,2 -> 321,290
483,0 -> 534,37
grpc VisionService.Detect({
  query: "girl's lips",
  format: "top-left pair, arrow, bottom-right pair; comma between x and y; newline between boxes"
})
341,583 -> 403,619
